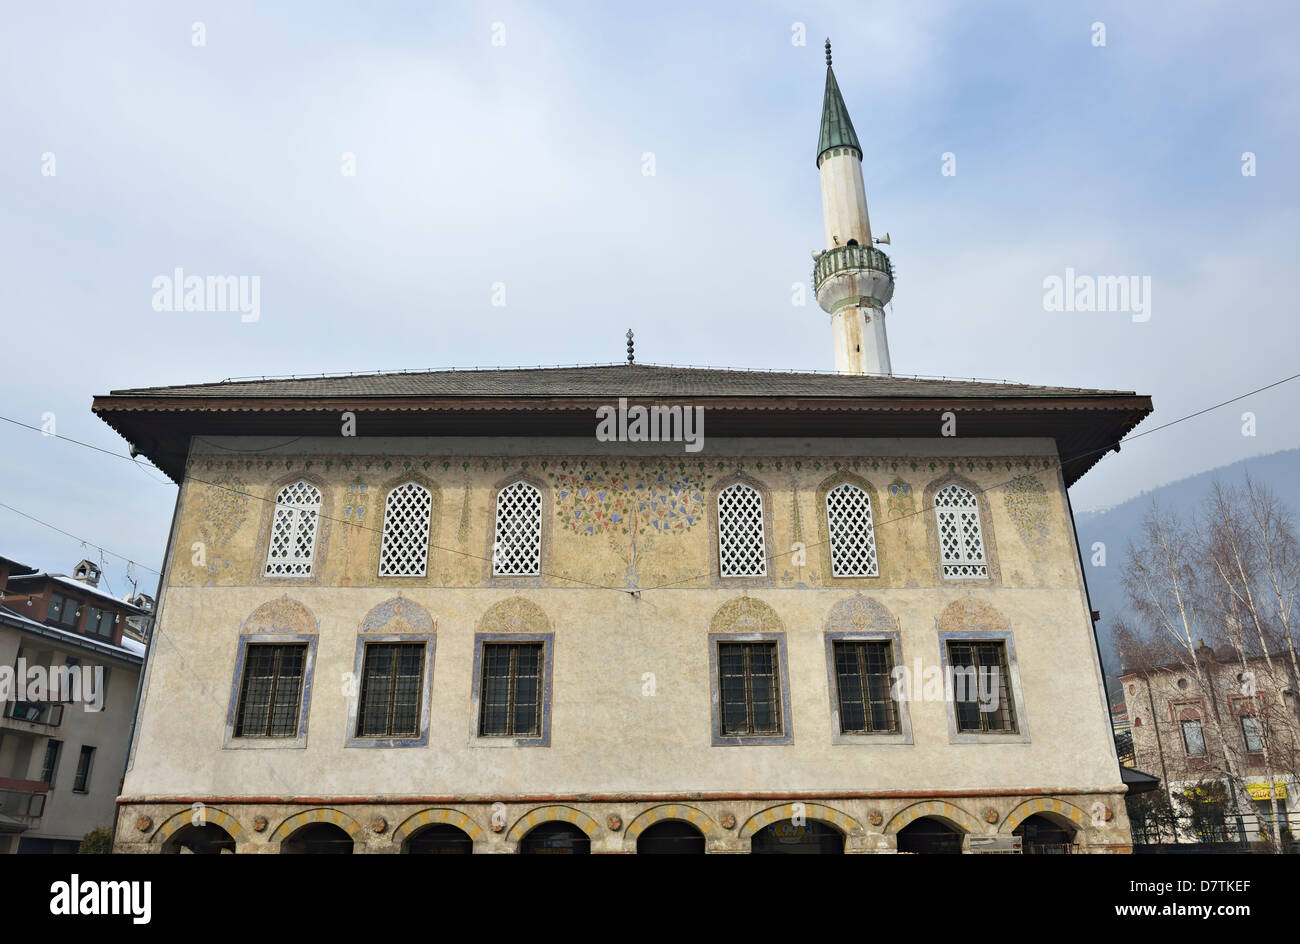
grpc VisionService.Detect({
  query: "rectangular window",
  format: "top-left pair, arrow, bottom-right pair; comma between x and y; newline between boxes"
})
84,607 -> 113,638
1181,718 -> 1207,756
234,644 -> 307,738
357,643 -> 425,738
718,641 -> 782,736
832,640 -> 897,734
946,640 -> 1016,733
72,745 -> 95,793
1241,714 -> 1264,753
478,643 -> 544,737
49,594 -> 80,628
97,609 -> 115,637
40,739 -> 62,786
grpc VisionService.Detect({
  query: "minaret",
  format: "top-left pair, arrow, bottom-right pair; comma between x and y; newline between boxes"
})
813,40 -> 894,375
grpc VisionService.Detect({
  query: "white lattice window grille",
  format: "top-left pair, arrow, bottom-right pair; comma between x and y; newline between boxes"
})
935,484 -> 988,578
265,481 -> 322,577
378,482 -> 432,577
492,481 -> 542,576
717,483 -> 767,577
826,483 -> 879,577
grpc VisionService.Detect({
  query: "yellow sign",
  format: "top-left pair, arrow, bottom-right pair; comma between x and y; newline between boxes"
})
1246,781 -> 1288,800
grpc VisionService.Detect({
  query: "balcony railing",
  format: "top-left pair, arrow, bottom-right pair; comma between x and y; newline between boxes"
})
0,779 -> 49,820
2,700 -> 64,727
812,243 -> 893,291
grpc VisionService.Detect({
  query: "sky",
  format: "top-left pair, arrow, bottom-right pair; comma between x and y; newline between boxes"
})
1,0 -> 1297,595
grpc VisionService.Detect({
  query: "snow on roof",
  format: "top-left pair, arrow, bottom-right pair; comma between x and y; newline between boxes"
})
6,573 -> 150,613
0,605 -> 145,663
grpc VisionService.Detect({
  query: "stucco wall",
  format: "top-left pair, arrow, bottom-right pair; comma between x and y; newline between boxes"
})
121,435 -> 1120,795
1,626 -> 140,846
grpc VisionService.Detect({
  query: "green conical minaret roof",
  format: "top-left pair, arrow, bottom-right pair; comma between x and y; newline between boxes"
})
817,40 -> 861,166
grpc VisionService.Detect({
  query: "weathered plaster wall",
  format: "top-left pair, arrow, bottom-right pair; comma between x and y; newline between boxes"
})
161,436 -> 1076,593
116,435 -> 1129,851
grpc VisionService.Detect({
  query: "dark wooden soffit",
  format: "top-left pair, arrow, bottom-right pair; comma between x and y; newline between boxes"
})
91,393 -> 1153,487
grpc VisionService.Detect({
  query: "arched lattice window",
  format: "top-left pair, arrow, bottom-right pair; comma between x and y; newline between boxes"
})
492,481 -> 542,576
826,483 -> 878,577
934,484 -> 987,578
717,482 -> 766,577
378,482 -> 432,577
265,481 -> 322,577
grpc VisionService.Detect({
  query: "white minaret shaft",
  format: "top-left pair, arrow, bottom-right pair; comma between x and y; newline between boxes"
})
819,149 -> 872,250
812,40 -> 894,376
829,296 -> 891,375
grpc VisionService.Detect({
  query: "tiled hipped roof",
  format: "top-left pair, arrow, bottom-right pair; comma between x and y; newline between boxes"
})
105,364 -> 1126,401
92,364 -> 1153,487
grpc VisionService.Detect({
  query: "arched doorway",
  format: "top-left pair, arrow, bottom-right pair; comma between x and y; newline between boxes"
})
751,819 -> 844,854
1013,814 -> 1077,854
519,822 -> 590,854
404,824 -> 474,854
162,823 -> 236,854
637,821 -> 705,854
280,822 -> 354,854
896,817 -> 963,854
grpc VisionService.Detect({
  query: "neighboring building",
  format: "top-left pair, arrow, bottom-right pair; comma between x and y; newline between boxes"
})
98,43 -> 1151,854
1121,644 -> 1299,846
1111,702 -> 1134,766
122,593 -> 155,645
0,555 -> 147,853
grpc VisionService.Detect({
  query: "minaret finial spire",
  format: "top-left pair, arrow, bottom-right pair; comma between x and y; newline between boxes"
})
626,329 -> 635,364
817,48 -> 859,167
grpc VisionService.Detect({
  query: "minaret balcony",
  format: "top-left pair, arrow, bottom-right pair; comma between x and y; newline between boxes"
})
813,243 -> 895,312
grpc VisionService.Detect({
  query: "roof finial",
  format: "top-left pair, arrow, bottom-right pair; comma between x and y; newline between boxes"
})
626,329 -> 635,364
825,38 -> 832,67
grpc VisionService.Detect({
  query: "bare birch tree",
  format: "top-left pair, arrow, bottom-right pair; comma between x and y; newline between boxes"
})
1200,477 -> 1300,850
1122,502 -> 1244,825
1121,480 -> 1300,851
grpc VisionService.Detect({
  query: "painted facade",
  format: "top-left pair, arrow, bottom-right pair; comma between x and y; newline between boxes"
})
109,435 -> 1134,852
